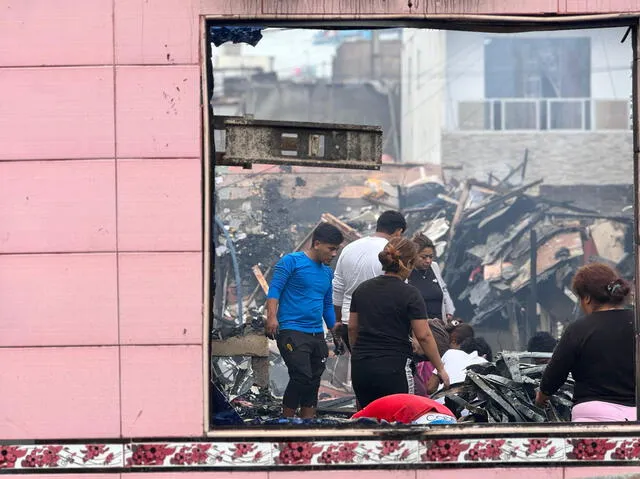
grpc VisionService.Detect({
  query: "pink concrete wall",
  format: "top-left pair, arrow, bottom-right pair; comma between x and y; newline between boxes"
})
1,0 -> 640,478
0,0 -> 203,440
203,0 -> 640,15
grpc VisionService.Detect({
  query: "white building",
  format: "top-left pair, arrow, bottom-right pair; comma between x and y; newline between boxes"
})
402,27 -> 632,185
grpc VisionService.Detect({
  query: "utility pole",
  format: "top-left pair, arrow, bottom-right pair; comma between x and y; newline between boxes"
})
371,30 -> 381,81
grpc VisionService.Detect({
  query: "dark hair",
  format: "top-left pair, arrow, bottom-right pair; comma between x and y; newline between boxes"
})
572,262 -> 631,306
376,210 -> 407,235
428,318 -> 450,356
378,237 -> 417,274
460,337 -> 493,361
312,223 -> 344,246
412,232 -> 435,251
527,332 -> 558,353
450,323 -> 474,346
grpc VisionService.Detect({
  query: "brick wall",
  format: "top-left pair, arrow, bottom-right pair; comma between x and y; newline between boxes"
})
442,131 -> 633,185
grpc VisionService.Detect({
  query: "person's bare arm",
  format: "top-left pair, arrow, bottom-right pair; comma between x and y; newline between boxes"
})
332,255 -> 346,323
265,298 -> 279,339
348,312 -> 359,348
334,306 -> 343,324
412,319 -> 450,388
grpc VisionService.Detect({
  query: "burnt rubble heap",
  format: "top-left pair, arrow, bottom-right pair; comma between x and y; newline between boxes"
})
432,352 -> 574,423
211,158 -> 633,425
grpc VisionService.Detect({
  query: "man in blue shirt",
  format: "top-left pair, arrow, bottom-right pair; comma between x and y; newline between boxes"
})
266,223 -> 344,418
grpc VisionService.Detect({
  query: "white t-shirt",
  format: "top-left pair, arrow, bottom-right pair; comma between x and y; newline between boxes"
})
332,236 -> 389,321
434,349 -> 487,391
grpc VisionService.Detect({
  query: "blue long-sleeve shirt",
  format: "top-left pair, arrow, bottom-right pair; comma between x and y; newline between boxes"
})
266,251 -> 336,333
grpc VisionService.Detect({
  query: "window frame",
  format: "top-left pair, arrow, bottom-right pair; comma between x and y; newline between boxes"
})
201,15 -> 640,437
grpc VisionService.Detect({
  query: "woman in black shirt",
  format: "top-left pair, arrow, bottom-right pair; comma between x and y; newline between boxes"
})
408,233 -> 455,320
536,263 -> 636,421
348,237 -> 450,409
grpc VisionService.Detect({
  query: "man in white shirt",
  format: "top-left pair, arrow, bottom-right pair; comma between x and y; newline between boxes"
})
427,336 -> 489,395
333,210 -> 407,351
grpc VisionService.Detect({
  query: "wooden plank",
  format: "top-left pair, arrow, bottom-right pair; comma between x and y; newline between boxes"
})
251,264 -> 270,295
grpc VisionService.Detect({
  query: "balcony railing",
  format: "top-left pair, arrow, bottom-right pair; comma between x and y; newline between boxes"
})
456,98 -> 630,131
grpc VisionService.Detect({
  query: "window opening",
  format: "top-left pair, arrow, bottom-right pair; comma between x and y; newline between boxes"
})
206,25 -> 636,431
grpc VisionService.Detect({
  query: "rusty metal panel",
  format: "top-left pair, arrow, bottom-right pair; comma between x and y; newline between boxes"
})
220,117 -> 382,170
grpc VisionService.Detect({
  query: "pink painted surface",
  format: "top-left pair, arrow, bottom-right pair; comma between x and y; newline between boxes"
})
214,0 -> 558,16
564,0 -> 640,12
127,474 -> 268,479
207,0 -> 640,15
115,0 -> 199,65
272,472 -> 416,479
0,68 -> 114,160
120,345 -> 203,436
115,66 -> 200,158
564,466 -> 640,477
119,252 -> 203,345
0,160 -> 116,253
0,253 -> 118,347
0,347 -> 120,439
2,469 -> 640,478
0,0 -> 113,66
117,158 -> 201,251
417,469 -> 563,479
1,476 -> 118,479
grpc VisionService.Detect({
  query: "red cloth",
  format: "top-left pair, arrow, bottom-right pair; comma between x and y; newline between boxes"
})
351,394 -> 455,424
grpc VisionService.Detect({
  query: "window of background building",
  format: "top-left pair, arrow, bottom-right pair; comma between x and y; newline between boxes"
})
484,37 -> 592,130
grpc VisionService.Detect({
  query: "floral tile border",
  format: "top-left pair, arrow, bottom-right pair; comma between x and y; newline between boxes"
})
565,437 -> 640,461
124,442 -> 272,467
418,438 -> 565,463
272,440 -> 419,466
0,444 -> 123,470
4,436 -> 640,472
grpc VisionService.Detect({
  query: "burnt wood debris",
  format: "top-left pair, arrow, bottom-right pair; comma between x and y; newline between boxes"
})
211,153 -> 633,425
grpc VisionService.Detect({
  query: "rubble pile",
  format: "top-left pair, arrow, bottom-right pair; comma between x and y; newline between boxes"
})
390,170 -> 633,331
211,153 -> 633,425
432,352 -> 574,423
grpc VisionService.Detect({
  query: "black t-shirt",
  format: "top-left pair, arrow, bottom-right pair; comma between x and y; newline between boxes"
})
408,267 -> 444,319
350,275 -> 427,360
540,309 -> 636,407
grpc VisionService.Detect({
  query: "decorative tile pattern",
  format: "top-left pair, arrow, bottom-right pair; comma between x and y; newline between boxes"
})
5,436 -> 640,472
508,438 -> 566,462
0,444 -> 123,470
124,442 -> 271,468
565,438 -> 637,461
418,437 -> 567,464
609,438 -> 640,461
272,440 -> 418,466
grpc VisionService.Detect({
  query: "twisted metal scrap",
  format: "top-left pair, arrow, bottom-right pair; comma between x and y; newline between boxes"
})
431,352 -> 574,423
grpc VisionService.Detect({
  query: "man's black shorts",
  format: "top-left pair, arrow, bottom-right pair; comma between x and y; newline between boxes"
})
276,329 -> 328,407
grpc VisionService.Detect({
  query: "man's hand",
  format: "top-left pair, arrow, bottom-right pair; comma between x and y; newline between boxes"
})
446,314 -> 453,321
535,390 -> 550,407
331,322 -> 345,355
265,316 -> 279,340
